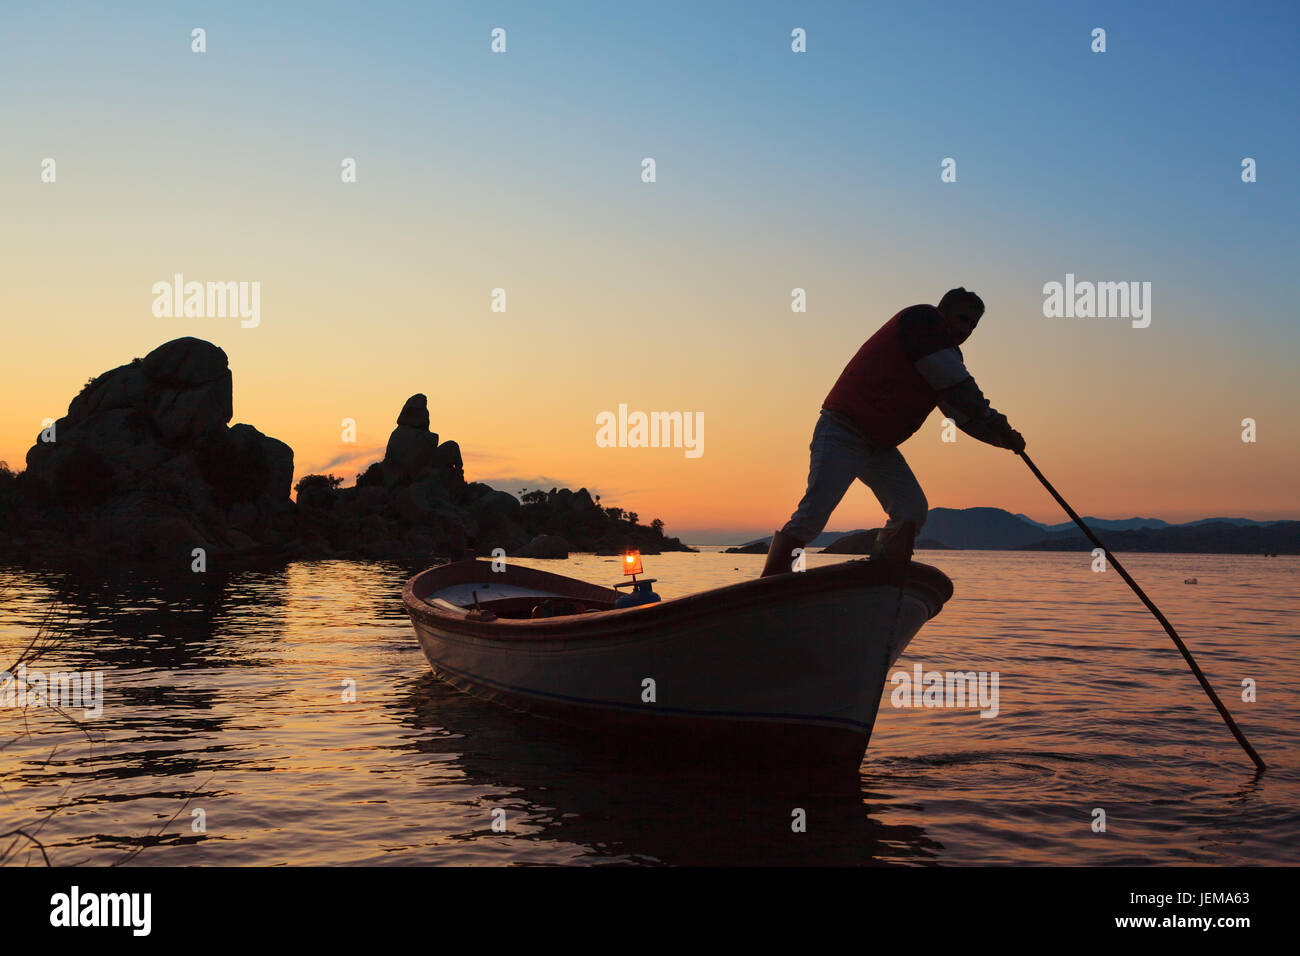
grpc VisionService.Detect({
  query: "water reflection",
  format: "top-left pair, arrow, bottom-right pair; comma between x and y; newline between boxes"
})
9,564 -> 292,671
397,675 -> 942,865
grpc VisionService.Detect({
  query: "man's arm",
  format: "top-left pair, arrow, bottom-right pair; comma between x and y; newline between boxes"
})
915,349 -> 1007,444
900,309 -> 1023,450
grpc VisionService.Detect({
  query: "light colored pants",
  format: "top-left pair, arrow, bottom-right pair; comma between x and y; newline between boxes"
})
781,411 -> 928,543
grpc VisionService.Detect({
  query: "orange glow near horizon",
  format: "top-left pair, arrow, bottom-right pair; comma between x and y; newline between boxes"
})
2,299 -> 1297,541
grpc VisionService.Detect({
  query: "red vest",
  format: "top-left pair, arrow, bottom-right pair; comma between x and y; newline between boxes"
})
822,310 -> 940,448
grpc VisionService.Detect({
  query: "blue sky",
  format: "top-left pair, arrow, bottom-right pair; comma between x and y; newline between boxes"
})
2,1 -> 1296,537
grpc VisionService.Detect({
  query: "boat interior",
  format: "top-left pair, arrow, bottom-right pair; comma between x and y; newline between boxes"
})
416,561 -> 623,620
428,581 -> 617,619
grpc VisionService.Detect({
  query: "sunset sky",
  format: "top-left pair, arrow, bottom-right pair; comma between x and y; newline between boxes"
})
2,1 -> 1296,542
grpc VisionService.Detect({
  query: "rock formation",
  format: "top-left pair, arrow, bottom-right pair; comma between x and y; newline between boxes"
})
819,530 -> 879,554
516,534 -> 571,559
0,337 -> 694,568
15,337 -> 294,564
292,397 -> 691,561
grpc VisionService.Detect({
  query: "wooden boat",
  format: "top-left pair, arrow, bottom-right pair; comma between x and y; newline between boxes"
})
403,557 -> 953,778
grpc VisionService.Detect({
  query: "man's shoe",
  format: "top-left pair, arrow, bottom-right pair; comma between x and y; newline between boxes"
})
869,522 -> 917,572
760,529 -> 806,578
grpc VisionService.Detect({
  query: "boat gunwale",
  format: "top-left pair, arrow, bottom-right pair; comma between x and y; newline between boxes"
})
402,558 -> 953,643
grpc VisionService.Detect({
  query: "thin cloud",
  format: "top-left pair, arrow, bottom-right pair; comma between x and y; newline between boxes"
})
299,445 -> 386,482
475,474 -> 583,494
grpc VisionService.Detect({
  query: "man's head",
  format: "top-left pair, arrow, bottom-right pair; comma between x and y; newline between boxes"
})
937,287 -> 985,346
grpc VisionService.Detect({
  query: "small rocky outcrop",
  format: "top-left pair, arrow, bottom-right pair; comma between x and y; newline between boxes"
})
820,530 -> 879,554
724,540 -> 769,554
516,534 -> 571,559
287,398 -> 693,561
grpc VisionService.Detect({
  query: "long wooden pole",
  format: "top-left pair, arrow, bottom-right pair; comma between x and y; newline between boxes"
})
1017,450 -> 1266,772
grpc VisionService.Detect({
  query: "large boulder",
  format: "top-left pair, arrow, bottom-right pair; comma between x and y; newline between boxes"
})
383,428 -> 437,483
396,393 -> 431,429
473,488 -> 520,519
433,440 -> 464,486
229,424 -> 294,502
383,394 -> 440,485
17,337 -> 293,565
60,338 -> 233,444
66,363 -> 150,425
393,484 -> 435,525
516,533 -> 570,559
821,530 -> 879,554
139,338 -> 234,441
140,336 -> 230,387
149,371 -> 232,440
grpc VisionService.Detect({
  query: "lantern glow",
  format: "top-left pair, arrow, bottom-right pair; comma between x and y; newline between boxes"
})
622,550 -> 643,576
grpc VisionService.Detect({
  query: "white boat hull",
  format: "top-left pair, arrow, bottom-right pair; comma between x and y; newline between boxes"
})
404,559 -> 952,777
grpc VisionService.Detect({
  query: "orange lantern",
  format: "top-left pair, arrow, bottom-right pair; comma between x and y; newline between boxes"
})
622,550 -> 643,576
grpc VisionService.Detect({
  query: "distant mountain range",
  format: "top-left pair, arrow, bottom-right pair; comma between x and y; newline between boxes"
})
1014,513 -> 1170,533
732,508 -> 1298,554
1012,513 -> 1278,533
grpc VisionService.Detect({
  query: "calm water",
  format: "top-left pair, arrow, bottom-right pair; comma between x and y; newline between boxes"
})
1,550 -> 1297,866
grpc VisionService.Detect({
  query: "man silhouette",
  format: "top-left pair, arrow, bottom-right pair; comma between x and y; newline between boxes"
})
762,288 -> 1024,576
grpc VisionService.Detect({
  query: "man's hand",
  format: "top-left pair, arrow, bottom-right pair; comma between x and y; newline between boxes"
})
987,414 -> 1026,453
